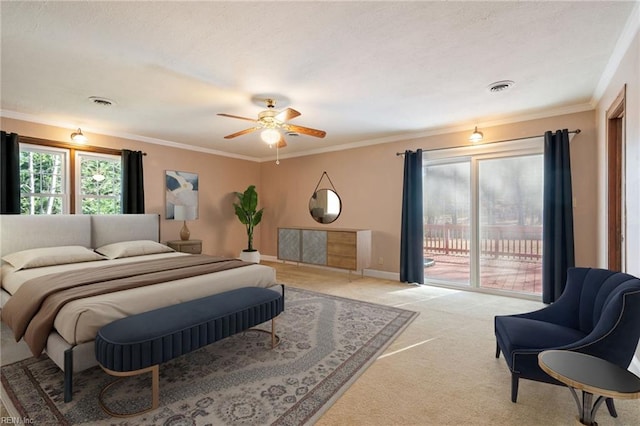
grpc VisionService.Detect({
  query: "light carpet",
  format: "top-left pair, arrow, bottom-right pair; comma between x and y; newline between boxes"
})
1,287 -> 417,425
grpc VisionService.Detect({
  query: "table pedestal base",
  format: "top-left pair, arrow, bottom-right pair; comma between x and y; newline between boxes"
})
575,416 -> 596,426
568,387 -> 606,426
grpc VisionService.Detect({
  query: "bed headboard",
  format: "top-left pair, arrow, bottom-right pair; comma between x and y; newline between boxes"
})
91,214 -> 160,248
0,214 -> 160,258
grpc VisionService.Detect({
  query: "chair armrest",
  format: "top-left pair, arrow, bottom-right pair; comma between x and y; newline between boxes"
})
557,287 -> 640,368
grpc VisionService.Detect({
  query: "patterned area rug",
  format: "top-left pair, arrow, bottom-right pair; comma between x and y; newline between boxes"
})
1,287 -> 417,425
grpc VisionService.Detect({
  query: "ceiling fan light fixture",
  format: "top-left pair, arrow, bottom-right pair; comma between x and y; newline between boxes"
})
70,128 -> 88,143
261,128 -> 281,145
218,96 -> 325,162
469,126 -> 483,143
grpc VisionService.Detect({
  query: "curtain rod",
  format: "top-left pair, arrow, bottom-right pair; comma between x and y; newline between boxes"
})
395,129 -> 581,156
19,135 -> 147,156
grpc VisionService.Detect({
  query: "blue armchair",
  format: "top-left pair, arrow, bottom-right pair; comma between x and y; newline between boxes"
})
494,267 -> 640,417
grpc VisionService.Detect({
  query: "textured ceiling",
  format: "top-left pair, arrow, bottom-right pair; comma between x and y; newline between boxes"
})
0,1 -> 635,161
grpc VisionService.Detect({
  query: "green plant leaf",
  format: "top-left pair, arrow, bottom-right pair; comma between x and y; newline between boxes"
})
252,208 -> 264,226
233,185 -> 263,250
242,185 -> 258,212
234,203 -> 249,224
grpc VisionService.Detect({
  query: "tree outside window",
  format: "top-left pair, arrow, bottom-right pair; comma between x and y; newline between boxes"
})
19,145 -> 68,214
19,143 -> 122,215
77,153 -> 121,214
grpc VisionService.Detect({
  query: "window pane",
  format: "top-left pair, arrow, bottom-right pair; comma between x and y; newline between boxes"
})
424,161 -> 471,285
478,155 -> 543,295
81,197 -> 121,215
20,196 -> 63,215
19,147 -> 67,214
78,153 -> 121,214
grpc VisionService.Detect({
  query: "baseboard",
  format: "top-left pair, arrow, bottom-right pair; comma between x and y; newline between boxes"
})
260,255 -> 400,281
260,254 -> 280,263
261,256 -> 345,274
364,269 -> 400,281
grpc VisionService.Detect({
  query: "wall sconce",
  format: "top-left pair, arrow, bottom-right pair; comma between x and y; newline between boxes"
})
469,126 -> 483,143
70,128 -> 88,143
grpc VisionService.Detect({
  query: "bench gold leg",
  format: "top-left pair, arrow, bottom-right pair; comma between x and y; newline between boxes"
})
98,365 -> 159,418
272,317 -> 276,348
247,316 -> 281,349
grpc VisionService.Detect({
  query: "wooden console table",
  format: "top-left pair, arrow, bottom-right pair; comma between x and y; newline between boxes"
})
278,227 -> 371,272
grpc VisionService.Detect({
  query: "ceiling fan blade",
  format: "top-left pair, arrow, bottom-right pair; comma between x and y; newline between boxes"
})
276,135 -> 287,148
217,113 -> 258,122
224,127 -> 259,139
275,108 -> 301,122
286,124 -> 326,138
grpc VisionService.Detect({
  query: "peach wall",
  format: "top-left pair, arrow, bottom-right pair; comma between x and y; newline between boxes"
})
259,110 -> 599,275
259,143 -> 405,272
1,109 -> 600,275
0,117 -> 261,258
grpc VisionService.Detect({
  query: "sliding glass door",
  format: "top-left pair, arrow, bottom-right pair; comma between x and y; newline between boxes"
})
423,141 -> 543,297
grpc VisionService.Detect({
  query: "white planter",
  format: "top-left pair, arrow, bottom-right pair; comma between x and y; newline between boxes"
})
239,250 -> 261,263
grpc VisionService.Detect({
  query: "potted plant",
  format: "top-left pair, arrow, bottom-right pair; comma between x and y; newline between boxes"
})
233,185 -> 264,263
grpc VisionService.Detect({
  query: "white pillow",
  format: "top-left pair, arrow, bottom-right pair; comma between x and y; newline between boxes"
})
2,246 -> 106,271
95,240 -> 175,259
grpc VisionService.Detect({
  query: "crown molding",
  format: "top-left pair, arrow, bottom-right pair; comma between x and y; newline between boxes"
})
259,102 -> 594,162
0,109 -> 261,162
2,101 -> 593,164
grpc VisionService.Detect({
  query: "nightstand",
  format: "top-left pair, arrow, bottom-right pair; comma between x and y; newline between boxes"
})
166,239 -> 202,254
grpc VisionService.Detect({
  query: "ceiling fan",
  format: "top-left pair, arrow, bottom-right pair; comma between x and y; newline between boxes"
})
217,98 -> 326,148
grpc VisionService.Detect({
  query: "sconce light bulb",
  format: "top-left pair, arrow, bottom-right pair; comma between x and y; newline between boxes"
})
71,128 -> 88,143
469,126 -> 483,143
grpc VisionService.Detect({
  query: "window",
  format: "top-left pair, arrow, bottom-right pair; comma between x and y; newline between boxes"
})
18,137 -> 122,215
423,139 -> 544,297
20,144 -> 69,214
76,152 -> 121,214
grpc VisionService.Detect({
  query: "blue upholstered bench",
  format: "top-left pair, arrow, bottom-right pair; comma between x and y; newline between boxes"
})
94,285 -> 284,417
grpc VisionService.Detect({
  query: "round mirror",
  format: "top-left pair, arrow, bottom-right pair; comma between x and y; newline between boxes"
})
309,189 -> 342,224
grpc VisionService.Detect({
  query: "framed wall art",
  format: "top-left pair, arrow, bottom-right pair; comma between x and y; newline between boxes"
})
165,170 -> 198,220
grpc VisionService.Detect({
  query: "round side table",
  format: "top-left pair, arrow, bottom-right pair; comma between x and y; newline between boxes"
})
538,350 -> 640,425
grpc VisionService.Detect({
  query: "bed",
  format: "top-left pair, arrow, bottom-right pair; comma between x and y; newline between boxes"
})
0,214 -> 279,401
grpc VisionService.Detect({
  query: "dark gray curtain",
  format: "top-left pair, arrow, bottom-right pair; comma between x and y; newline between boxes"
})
121,149 -> 145,214
542,129 -> 575,303
400,149 -> 424,284
1,131 -> 21,214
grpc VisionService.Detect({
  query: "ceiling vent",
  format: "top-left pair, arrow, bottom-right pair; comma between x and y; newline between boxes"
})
487,80 -> 515,93
89,96 -> 115,106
